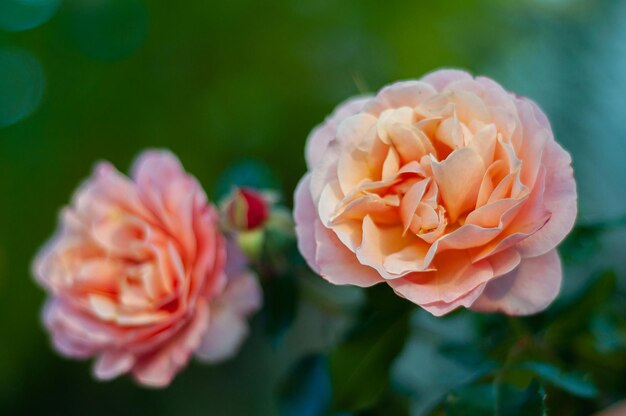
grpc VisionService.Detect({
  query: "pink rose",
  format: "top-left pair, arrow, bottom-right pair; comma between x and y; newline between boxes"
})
34,150 -> 262,387
294,69 -> 577,316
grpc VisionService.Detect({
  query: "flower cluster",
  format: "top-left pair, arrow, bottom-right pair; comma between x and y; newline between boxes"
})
34,69 -> 576,387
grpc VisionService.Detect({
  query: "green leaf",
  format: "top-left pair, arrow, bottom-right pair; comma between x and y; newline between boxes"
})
520,361 -> 597,399
329,295 -> 412,412
445,380 -> 546,416
279,354 -> 331,416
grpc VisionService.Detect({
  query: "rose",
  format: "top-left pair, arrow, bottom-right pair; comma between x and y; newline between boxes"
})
294,69 -> 577,316
34,150 -> 262,387
224,187 -> 270,231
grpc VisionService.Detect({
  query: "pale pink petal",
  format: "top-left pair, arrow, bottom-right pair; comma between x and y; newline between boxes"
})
515,99 -> 551,187
94,351 -> 135,380
420,284 -> 486,317
364,81 -> 437,115
515,141 -> 577,258
294,174 -> 320,273
216,271 -> 262,316
422,69 -> 473,91
470,250 -> 562,315
305,96 -> 371,169
195,307 -> 248,363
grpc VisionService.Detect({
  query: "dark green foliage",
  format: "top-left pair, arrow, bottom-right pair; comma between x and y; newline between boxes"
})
329,287 -> 413,412
445,380 -> 546,416
279,354 -> 332,416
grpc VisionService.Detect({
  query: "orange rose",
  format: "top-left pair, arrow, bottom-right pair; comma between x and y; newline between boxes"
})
34,150 -> 261,387
295,69 -> 577,316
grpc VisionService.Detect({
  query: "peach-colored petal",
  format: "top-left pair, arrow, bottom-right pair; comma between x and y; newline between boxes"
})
431,147 -> 485,222
132,302 -> 210,388
399,179 -> 430,233
470,250 -> 561,315
472,168 -> 551,261
356,215 -> 429,278
387,251 -> 493,305
388,123 -> 435,163
470,123 -> 497,165
420,284 -> 486,317
476,160 -> 507,208
314,220 -> 383,287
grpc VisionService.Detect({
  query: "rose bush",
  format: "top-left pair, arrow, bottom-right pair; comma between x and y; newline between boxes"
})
34,150 -> 261,387
294,69 -> 577,316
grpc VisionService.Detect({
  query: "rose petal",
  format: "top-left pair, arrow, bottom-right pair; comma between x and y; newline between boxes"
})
195,308 -> 248,363
387,251 -> 494,305
94,351 -> 135,380
422,69 -> 473,91
314,220 -> 383,287
470,250 -> 561,315
132,302 -> 210,388
515,141 -> 577,258
431,147 -> 486,222
293,177 -> 322,278
305,96 -> 371,168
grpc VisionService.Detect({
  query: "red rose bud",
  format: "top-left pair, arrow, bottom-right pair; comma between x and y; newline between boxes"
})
226,188 -> 270,231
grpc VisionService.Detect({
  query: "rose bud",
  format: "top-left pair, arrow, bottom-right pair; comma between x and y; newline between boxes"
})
33,150 -> 262,387
294,69 -> 577,317
225,187 -> 270,231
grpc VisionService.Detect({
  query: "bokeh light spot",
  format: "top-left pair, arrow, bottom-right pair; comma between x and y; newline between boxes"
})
0,0 -> 60,32
0,47 -> 45,128
69,0 -> 148,61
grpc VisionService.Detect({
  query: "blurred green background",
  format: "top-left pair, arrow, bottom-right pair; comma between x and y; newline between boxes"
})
1,0 -> 626,414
